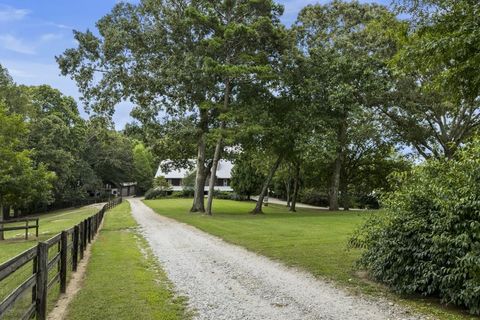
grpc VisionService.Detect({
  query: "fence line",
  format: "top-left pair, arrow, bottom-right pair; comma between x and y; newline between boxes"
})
0,197 -> 123,320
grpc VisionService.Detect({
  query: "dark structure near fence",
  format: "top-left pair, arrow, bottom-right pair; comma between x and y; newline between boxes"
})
0,218 -> 39,241
120,182 -> 137,197
0,197 -> 122,320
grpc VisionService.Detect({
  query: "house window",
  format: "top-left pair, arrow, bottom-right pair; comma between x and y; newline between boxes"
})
170,179 -> 181,186
223,179 -> 229,187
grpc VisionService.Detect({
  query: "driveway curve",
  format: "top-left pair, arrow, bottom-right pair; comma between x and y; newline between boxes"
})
128,198 -> 424,320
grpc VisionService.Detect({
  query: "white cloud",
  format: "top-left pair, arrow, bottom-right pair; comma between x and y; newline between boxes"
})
0,5 -> 30,22
39,33 -> 63,42
0,34 -> 36,54
43,21 -> 73,30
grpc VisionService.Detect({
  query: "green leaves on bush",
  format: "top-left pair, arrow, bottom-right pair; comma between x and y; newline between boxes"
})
351,140 -> 480,315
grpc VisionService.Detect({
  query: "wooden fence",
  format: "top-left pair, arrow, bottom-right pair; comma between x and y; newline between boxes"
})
0,197 -> 122,320
0,218 -> 39,240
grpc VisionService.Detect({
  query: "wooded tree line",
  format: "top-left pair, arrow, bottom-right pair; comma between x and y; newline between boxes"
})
0,65 -> 155,223
58,0 -> 479,216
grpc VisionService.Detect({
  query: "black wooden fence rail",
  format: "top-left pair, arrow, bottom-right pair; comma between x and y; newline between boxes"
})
0,197 -> 122,320
0,218 -> 39,240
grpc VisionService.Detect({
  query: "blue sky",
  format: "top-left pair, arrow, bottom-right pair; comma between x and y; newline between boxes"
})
0,0 -> 390,129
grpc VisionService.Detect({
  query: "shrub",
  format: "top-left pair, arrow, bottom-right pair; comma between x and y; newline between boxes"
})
356,194 -> 380,209
299,188 -> 329,207
212,191 -> 246,201
144,188 -> 169,200
180,188 -> 195,198
213,191 -> 232,200
351,141 -> 480,315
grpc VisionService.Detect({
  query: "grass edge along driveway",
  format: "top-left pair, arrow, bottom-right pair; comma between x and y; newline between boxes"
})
65,201 -> 189,320
144,198 -> 477,320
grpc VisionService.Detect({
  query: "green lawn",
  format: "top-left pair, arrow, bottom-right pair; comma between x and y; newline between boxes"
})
0,205 -> 99,263
144,198 -> 478,320
65,201 -> 188,320
0,205 -> 101,320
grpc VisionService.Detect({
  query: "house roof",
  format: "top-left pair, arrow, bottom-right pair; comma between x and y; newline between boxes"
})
156,160 -> 233,179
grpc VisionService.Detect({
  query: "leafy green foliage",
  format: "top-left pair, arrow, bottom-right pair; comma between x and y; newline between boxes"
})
145,176 -> 173,200
132,143 -> 155,195
230,158 -> 265,200
0,101 -> 55,214
298,189 -> 329,207
351,140 -> 480,314
144,189 -> 168,200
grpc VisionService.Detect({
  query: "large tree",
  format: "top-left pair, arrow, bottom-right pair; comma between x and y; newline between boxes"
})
0,103 -> 55,238
376,0 -> 480,159
57,0 -> 286,215
296,1 -> 399,210
25,85 -> 100,207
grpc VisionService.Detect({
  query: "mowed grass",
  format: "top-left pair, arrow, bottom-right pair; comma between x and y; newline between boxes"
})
144,198 -> 478,320
0,205 -> 99,263
65,201 -> 188,320
145,198 -> 366,285
0,205 -> 101,319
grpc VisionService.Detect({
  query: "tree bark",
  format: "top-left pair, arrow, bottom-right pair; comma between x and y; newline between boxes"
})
289,164 -> 300,212
252,155 -> 283,214
329,121 -> 347,211
206,79 -> 230,215
191,110 -> 209,213
340,179 -> 350,211
285,179 -> 291,208
206,135 -> 224,215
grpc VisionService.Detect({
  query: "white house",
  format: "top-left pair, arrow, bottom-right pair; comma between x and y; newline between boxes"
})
155,160 -> 234,192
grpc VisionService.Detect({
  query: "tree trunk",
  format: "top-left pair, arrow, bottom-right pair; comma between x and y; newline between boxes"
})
329,121 -> 347,211
252,155 -> 283,214
205,79 -> 230,215
285,179 -> 291,208
3,206 -> 10,220
289,164 -> 300,212
340,179 -> 350,211
206,136 -> 224,215
191,110 -> 209,213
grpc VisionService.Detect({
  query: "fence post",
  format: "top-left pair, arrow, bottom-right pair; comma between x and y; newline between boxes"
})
87,218 -> 92,243
36,242 -> 48,320
83,219 -> 88,248
60,231 -> 68,293
73,225 -> 79,271
79,222 -> 84,260
31,255 -> 37,310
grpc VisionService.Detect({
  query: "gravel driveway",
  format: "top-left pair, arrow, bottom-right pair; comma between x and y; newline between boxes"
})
128,198 -> 424,320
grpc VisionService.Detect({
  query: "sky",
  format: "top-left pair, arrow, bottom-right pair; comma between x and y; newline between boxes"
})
0,0 -> 390,130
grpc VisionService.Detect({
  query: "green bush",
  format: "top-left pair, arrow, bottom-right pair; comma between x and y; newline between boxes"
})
144,188 -> 170,200
351,141 -> 480,315
212,191 -> 246,201
299,188 -> 329,207
180,188 -> 195,198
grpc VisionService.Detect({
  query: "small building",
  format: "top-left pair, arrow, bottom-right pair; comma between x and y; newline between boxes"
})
120,182 -> 137,197
104,182 -> 136,197
156,160 -> 233,192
